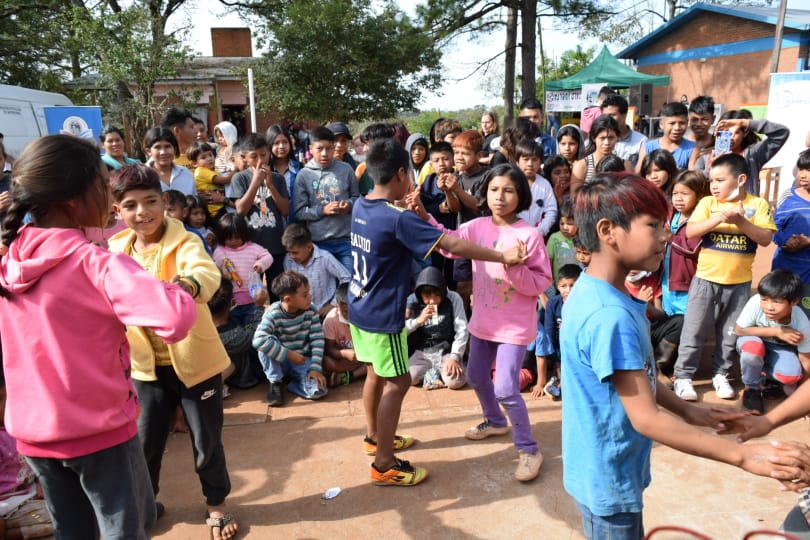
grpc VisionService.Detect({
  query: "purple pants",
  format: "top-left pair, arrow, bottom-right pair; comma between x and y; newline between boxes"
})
467,335 -> 538,454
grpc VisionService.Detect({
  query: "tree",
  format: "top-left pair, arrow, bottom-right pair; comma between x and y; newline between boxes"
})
1,1 -> 196,157
230,0 -> 442,122
416,0 -> 612,113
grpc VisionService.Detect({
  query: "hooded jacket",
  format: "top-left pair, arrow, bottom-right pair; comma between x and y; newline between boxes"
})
293,158 -> 359,242
108,217 -> 230,387
405,133 -> 430,179
405,266 -> 469,359
0,226 -> 196,458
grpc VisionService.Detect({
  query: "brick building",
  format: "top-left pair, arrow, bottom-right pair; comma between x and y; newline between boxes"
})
153,27 -> 281,137
617,3 -> 810,112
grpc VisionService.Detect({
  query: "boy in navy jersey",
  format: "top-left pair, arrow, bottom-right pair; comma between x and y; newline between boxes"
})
349,139 -> 527,486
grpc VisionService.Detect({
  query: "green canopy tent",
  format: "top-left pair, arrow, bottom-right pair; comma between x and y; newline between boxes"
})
545,46 -> 670,90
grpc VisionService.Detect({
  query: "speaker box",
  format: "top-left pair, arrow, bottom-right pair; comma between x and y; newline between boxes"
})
629,84 -> 653,116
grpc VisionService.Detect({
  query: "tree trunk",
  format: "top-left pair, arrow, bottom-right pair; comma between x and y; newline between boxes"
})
520,0 -> 537,102
503,5 -> 517,127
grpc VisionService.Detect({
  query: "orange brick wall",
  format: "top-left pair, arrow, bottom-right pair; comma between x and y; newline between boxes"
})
631,13 -> 806,112
211,28 -> 252,57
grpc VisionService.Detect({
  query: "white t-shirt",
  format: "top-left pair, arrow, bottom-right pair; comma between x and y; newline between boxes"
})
736,294 -> 810,352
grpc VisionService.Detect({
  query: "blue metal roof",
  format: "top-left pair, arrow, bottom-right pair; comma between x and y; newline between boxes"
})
618,2 -> 810,59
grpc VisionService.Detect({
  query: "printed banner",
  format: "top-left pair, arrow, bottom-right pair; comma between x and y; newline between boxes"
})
545,90 -> 582,112
765,72 -> 810,171
44,106 -> 103,140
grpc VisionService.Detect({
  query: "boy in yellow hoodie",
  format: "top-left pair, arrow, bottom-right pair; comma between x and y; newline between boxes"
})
108,164 -> 238,540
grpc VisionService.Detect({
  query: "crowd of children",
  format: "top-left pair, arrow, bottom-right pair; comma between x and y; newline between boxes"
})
0,94 -> 809,539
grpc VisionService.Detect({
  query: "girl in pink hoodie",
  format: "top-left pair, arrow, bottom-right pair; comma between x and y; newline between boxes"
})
0,135 -> 197,539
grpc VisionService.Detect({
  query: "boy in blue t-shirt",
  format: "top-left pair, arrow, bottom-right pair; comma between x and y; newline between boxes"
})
560,173 -> 810,539
349,138 -> 526,486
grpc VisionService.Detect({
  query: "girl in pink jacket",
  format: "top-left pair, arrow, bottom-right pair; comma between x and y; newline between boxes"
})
0,135 -> 197,539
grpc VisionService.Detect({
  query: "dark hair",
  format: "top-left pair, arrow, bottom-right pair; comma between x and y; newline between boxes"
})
641,149 -> 678,195
558,199 -> 574,219
598,86 -> 615,99
720,110 -> 759,150
335,281 -> 349,304
0,141 -> 6,159
500,118 -> 540,162
543,155 -> 571,178
797,149 -> 810,171
208,279 -> 233,315
558,263 -> 582,282
711,153 -> 748,179
429,141 -> 453,157
310,126 -> 336,143
187,141 -> 215,163
515,139 -> 544,161
452,130 -> 484,153
165,189 -> 188,207
239,133 -> 268,153
519,97 -> 543,112
429,117 -> 446,144
595,154 -> 625,173
672,169 -> 710,199
689,95 -> 715,116
215,213 -> 251,245
1,135 -> 107,255
572,234 -> 586,249
160,107 -> 192,129
601,94 -> 629,115
111,163 -> 163,201
478,163 -> 531,215
271,270 -> 309,298
281,222 -> 312,249
757,269 -> 803,303
185,195 -> 211,224
265,125 -> 296,163
660,102 -> 689,118
391,122 -> 411,146
366,138 -> 409,186
100,125 -> 126,143
556,125 -> 582,160
574,173 -> 670,252
192,116 -> 204,126
360,123 -> 396,144
584,115 -> 621,156
143,127 -> 179,155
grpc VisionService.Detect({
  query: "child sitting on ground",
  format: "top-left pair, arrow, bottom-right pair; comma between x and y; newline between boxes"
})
282,223 -> 350,318
208,280 -> 265,392
736,269 -> 810,414
252,271 -> 328,406
322,283 -> 367,387
405,266 -> 468,390
531,263 -> 581,399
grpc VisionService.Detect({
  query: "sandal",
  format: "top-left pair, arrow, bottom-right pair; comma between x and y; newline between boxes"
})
206,512 -> 238,540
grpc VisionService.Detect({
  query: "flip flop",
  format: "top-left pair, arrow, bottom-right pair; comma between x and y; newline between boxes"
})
206,512 -> 238,540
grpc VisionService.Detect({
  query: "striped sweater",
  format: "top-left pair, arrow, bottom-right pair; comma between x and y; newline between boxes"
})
252,302 -> 325,372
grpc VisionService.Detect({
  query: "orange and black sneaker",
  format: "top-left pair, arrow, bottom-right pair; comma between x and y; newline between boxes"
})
363,434 -> 415,456
371,457 -> 428,486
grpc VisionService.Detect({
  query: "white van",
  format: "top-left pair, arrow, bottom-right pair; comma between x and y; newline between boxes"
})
0,84 -> 73,159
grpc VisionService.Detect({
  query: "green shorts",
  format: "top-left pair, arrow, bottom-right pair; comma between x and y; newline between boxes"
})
350,325 -> 409,378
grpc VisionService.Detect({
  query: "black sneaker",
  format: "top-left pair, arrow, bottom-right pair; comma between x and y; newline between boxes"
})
742,387 -> 764,415
267,382 -> 283,406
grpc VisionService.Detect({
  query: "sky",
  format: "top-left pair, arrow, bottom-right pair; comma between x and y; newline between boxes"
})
179,0 -> 599,111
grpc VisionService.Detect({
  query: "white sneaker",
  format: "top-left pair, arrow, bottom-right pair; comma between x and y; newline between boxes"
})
712,373 -> 736,399
515,450 -> 543,482
673,378 -> 697,401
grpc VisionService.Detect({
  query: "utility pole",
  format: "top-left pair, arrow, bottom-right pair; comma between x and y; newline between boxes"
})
770,0 -> 788,73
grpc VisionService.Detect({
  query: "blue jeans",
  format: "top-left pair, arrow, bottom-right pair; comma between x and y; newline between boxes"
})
577,502 -> 644,540
738,336 -> 803,389
316,238 -> 352,273
26,435 -> 155,540
258,352 -> 327,399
